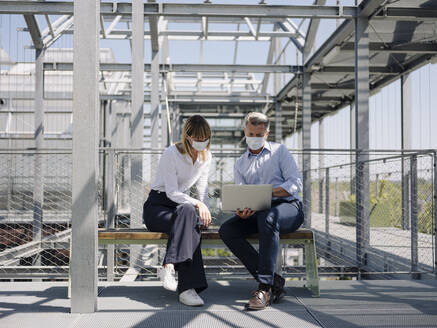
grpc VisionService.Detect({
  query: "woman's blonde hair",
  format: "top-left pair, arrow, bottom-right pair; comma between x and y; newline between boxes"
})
176,115 -> 211,161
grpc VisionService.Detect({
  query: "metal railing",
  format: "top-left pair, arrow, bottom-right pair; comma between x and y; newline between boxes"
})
0,148 -> 435,281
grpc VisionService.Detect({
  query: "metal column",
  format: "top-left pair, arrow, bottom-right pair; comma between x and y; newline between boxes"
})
130,0 -> 144,222
150,55 -> 160,176
33,48 -> 44,270
172,104 -> 181,144
129,0 -> 145,274
319,118 -> 324,214
161,19 -> 170,147
105,101 -> 115,282
325,167 -> 330,234
302,72 -> 312,228
410,155 -> 419,279
71,0 -> 99,313
273,27 -> 282,143
354,15 -> 370,269
434,151 -> 437,279
350,102 -> 356,196
275,100 -> 282,143
297,130 -> 303,171
401,73 -> 412,230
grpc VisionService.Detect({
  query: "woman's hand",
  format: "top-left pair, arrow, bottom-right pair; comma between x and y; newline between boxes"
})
196,201 -> 211,227
236,208 -> 256,219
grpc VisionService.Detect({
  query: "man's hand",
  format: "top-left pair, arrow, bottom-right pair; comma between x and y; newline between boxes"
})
196,201 -> 211,227
236,208 -> 256,219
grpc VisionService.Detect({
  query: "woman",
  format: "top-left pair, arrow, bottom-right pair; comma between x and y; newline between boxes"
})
143,115 -> 212,307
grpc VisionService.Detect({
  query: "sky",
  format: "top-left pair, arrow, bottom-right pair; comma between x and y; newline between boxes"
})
0,0 -> 436,151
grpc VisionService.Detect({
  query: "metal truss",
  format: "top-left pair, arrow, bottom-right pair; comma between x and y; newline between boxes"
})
2,0 -> 437,142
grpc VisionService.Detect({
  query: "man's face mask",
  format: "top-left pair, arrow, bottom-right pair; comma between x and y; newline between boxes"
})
245,136 -> 265,150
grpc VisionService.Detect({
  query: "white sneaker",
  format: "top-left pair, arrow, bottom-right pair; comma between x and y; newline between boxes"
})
159,265 -> 178,292
179,289 -> 204,307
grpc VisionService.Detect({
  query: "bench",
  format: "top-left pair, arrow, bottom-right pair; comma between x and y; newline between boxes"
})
69,229 -> 319,298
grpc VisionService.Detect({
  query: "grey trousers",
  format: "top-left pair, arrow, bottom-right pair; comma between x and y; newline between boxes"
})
143,190 -> 208,294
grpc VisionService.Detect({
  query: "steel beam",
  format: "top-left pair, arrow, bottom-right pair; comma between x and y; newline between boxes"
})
55,28 -> 295,41
244,17 -> 256,38
159,3 -> 356,18
0,2 -> 356,18
304,0 -> 326,58
310,83 -> 354,91
277,0 -> 386,102
71,0 -> 99,313
23,15 -> 43,50
341,42 -> 437,54
316,66 -> 401,75
43,62 -> 302,73
374,7 -> 437,20
277,19 -> 305,53
43,16 -> 74,49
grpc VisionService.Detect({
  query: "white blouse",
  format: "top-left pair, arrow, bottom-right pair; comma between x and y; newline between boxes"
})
151,144 -> 211,207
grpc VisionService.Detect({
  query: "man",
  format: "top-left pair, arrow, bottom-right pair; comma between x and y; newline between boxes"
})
219,112 -> 304,311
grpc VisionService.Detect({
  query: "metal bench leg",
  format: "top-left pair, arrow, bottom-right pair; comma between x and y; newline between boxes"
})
275,244 -> 284,275
68,237 -> 71,299
304,239 -> 320,297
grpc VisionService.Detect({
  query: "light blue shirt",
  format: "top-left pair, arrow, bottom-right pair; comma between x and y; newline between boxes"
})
234,141 -> 302,202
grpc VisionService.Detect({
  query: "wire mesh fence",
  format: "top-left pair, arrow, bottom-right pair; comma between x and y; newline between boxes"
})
308,150 -> 435,279
0,148 -> 435,281
0,150 -> 73,279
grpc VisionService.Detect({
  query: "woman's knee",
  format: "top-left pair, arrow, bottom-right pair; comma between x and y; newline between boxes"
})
176,202 -> 197,216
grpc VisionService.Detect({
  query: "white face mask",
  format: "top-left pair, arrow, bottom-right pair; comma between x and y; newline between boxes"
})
191,139 -> 209,151
245,136 -> 265,150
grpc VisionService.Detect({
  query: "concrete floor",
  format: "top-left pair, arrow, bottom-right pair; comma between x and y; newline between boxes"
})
1,279 -> 437,328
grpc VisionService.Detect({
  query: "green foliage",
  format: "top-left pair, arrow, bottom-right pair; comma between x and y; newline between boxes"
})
337,179 -> 433,233
201,248 -> 232,257
217,248 -> 231,257
418,201 -> 434,235
201,249 -> 216,257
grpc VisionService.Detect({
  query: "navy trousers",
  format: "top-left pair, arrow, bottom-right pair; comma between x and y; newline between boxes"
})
143,190 -> 208,294
219,199 -> 304,285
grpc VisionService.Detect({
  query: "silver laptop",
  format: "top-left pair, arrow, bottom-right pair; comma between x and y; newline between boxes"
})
221,184 -> 272,212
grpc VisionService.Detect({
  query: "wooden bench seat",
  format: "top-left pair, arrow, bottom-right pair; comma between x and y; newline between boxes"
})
96,228 -> 320,297
98,228 -> 315,244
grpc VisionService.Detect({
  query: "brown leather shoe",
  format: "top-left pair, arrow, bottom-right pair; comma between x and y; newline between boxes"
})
245,288 -> 272,311
272,274 -> 286,303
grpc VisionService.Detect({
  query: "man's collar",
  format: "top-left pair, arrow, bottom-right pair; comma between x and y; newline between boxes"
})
246,141 -> 272,157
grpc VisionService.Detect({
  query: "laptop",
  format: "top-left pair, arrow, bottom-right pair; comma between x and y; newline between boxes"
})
221,184 -> 272,212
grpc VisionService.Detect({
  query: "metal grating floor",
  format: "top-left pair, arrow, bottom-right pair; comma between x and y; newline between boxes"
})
0,279 -> 436,328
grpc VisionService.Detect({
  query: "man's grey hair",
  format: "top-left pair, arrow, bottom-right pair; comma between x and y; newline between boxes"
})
244,112 -> 270,131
